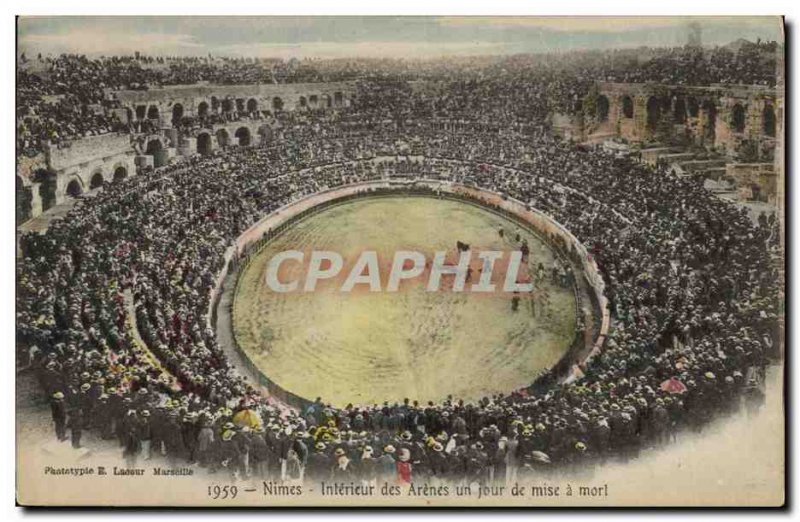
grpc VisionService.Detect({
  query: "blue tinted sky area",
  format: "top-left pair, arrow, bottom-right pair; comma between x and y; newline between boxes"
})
17,16 -> 784,59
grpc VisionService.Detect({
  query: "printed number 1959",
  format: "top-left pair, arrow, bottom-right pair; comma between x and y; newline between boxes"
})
208,485 -> 238,500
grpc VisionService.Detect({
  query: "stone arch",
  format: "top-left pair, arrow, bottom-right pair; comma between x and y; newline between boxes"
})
309,95 -> 319,108
236,98 -> 246,113
334,91 -> 343,107
217,128 -> 230,148
621,95 -> 634,118
211,96 -> 220,112
323,94 -> 332,108
687,97 -> 700,118
89,170 -> 105,190
731,103 -> 746,133
66,177 -> 84,198
247,98 -> 258,113
147,105 -> 160,120
198,101 -> 209,119
763,103 -> 776,137
113,165 -> 128,182
171,103 -> 184,125
135,105 -> 147,120
197,132 -> 213,155
16,175 -> 32,224
596,95 -> 609,121
272,97 -> 284,111
299,96 -> 307,108
221,98 -> 234,113
646,96 -> 661,130
235,127 -> 251,147
673,97 -> 687,123
145,138 -> 166,168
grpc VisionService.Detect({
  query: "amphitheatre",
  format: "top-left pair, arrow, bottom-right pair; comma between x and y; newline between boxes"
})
15,28 -> 784,502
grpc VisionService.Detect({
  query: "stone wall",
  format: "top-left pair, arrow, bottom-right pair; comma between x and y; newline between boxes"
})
18,134 -> 137,221
18,81 -> 358,224
114,81 -> 356,127
594,82 -> 781,160
47,133 -> 132,170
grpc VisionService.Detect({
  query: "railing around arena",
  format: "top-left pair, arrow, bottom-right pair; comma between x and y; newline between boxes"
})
208,177 -> 610,409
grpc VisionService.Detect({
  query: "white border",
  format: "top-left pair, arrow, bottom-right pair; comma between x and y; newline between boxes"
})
3,2 -> 796,520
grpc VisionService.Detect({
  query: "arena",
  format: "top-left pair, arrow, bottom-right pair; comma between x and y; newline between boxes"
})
232,193 -> 579,406
15,26 -> 784,495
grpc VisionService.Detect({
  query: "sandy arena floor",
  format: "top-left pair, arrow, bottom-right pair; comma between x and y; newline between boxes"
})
232,196 -> 577,406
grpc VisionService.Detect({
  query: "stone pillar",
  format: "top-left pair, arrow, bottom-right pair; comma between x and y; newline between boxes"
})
699,102 -> 716,150
179,137 -> 197,157
716,102 -> 734,155
29,182 -> 42,219
606,94 -> 620,127
163,128 -> 179,148
135,155 -> 154,169
53,172 -> 68,206
748,99 -> 764,140
633,96 -> 648,141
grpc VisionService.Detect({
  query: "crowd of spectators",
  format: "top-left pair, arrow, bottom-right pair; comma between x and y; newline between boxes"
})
16,41 -> 780,157
16,54 -> 782,486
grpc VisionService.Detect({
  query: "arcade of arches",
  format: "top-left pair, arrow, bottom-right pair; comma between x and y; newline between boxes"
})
587,84 -> 778,160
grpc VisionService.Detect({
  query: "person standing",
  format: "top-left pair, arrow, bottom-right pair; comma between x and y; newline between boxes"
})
67,403 -> 84,449
249,426 -> 269,479
139,410 -> 153,460
396,448 -> 413,485
196,415 -> 216,468
306,442 -> 332,483
503,432 -> 520,485
218,430 -> 241,482
50,392 -> 67,442
122,410 -> 142,467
